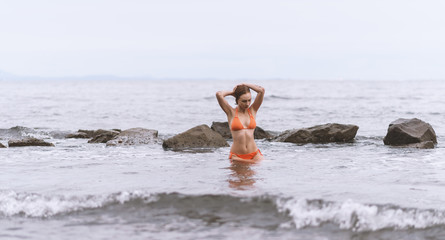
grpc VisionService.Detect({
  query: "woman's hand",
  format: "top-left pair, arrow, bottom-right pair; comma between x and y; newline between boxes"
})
233,84 -> 240,92
233,83 -> 245,93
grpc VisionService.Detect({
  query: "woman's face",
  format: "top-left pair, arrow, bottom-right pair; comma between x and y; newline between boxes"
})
238,93 -> 252,109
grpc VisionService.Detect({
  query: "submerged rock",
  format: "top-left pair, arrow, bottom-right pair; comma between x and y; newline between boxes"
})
78,130 -> 96,138
383,118 -> 437,148
163,124 -> 229,150
407,141 -> 435,149
88,129 -> 120,143
0,142 -> 6,148
8,138 -> 54,147
66,129 -> 122,139
66,132 -> 90,139
274,123 -> 359,144
106,128 -> 159,146
211,121 -> 274,139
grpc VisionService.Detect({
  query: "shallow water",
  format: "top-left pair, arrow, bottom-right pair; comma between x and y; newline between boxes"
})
1,79 -> 445,239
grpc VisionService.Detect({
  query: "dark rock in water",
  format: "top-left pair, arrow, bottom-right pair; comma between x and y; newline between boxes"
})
88,129 -> 120,143
0,142 -> 6,148
106,128 -> 159,146
163,124 -> 229,150
254,127 -> 274,139
8,138 -> 54,147
211,121 -> 274,139
78,130 -> 96,138
383,118 -> 437,148
77,129 -> 122,139
69,129 -> 122,142
211,122 -> 231,138
66,132 -> 90,139
274,123 -> 359,144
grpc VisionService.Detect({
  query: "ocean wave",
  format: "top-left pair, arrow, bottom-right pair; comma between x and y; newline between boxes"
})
0,126 -> 71,140
2,191 -> 445,232
276,198 -> 445,231
266,95 -> 301,100
0,190 -> 158,217
0,126 -> 38,139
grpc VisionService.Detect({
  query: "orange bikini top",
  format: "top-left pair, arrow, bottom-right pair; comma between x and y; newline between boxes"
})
231,108 -> 256,131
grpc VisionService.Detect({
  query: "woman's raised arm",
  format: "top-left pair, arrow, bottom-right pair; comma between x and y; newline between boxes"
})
216,90 -> 234,116
243,83 -> 265,112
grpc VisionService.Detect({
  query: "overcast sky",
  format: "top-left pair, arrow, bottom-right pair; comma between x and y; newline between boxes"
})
1,0 -> 444,80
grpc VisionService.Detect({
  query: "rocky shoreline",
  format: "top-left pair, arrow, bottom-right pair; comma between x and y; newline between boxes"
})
0,118 -> 438,150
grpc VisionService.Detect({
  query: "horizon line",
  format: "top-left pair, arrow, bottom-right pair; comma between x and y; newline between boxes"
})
0,70 -> 443,82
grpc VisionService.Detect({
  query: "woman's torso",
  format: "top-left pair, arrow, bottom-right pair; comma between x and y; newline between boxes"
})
229,108 -> 258,154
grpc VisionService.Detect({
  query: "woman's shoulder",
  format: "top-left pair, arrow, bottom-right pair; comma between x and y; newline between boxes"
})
248,107 -> 258,116
226,106 -> 236,117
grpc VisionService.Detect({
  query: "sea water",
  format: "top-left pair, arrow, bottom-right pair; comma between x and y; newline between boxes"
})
1,79 -> 445,240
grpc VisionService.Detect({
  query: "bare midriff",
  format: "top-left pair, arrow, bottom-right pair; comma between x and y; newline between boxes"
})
230,128 -> 257,154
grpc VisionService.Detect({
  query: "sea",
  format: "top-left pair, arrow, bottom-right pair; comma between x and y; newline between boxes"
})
1,79 -> 445,240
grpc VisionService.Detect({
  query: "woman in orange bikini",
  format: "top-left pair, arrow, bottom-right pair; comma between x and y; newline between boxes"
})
216,83 -> 265,163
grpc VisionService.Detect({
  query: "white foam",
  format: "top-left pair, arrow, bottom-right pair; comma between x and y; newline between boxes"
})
0,190 -> 157,217
276,198 -> 445,231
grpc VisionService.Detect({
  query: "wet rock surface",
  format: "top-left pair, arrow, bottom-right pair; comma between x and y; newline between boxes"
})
407,141 -> 435,149
66,132 -> 90,139
8,138 -> 55,147
383,118 -> 437,148
77,130 -> 96,138
211,122 -> 231,138
88,129 -> 120,143
254,127 -> 274,139
163,124 -> 229,150
274,123 -> 359,144
106,128 -> 159,146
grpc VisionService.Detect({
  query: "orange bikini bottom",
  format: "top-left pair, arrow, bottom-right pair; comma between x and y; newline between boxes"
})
229,149 -> 262,160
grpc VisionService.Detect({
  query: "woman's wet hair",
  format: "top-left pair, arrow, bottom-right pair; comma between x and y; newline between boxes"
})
234,85 -> 250,104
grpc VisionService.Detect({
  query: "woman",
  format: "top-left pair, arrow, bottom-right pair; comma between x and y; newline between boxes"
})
216,83 -> 265,163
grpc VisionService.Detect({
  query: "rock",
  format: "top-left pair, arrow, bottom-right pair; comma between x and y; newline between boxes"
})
88,129 -> 120,143
163,124 -> 229,150
383,118 -> 437,147
211,121 -> 274,139
8,137 -> 55,147
66,132 -> 90,139
274,123 -> 359,144
68,129 -> 122,142
106,128 -> 159,146
254,127 -> 274,139
0,142 -> 6,148
409,141 -> 435,149
211,122 -> 231,138
78,130 -> 96,138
